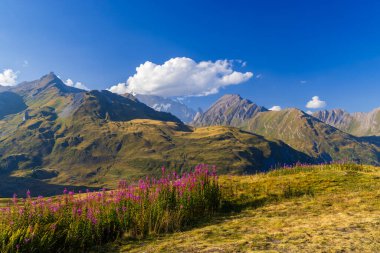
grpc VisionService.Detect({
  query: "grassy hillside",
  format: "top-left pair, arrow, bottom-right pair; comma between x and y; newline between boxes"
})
192,94 -> 380,165
104,163 -> 380,252
243,109 -> 380,164
0,116 -> 310,197
0,75 -> 311,197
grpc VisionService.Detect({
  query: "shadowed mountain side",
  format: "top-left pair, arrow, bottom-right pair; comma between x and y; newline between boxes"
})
359,136 -> 380,148
0,175 -> 98,198
73,90 -> 182,123
0,92 -> 27,120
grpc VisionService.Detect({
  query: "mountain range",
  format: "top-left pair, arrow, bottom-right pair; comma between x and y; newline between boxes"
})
313,108 -> 380,136
0,73 -> 311,196
0,74 -> 379,196
192,94 -> 380,164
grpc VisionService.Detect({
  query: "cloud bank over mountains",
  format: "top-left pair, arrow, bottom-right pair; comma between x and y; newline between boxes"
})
109,57 -> 253,97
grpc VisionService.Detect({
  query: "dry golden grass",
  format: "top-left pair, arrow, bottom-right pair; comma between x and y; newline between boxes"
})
103,164 -> 380,252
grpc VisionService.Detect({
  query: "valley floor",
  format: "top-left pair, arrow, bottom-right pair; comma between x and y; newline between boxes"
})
103,164 -> 380,252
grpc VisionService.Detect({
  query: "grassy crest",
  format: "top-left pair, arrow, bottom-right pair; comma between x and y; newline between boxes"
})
111,163 -> 379,252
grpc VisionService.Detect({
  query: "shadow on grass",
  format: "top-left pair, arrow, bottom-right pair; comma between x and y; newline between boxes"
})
96,186 -> 317,252
0,175 -> 98,198
95,195 -> 282,252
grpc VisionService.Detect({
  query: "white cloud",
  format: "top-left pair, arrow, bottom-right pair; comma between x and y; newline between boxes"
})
306,110 -> 313,115
0,69 -> 18,86
255,74 -> 263,79
108,57 -> 253,97
269,105 -> 282,111
22,60 -> 29,67
306,96 -> 326,109
64,78 -> 89,91
300,80 -> 307,84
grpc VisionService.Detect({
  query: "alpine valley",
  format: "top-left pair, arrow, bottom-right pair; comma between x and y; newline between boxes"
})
0,74 -> 379,197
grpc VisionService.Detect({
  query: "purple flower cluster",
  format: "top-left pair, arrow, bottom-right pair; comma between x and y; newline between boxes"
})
0,164 -> 220,252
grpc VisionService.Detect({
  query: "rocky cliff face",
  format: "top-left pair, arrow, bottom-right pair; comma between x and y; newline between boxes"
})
313,108 -> 380,136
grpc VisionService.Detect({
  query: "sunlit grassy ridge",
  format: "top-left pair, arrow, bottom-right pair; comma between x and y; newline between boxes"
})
0,116 -> 308,197
104,163 -> 380,252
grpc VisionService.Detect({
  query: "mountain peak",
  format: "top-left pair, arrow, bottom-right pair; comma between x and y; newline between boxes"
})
10,72 -> 84,97
217,94 -> 245,103
42,72 -> 58,80
38,72 -> 62,86
192,94 -> 267,127
220,94 -> 242,99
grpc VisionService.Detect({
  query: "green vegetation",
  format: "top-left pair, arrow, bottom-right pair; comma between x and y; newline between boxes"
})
0,165 -> 220,252
103,163 -> 380,252
192,94 -> 380,165
0,74 -> 311,197
244,109 -> 380,164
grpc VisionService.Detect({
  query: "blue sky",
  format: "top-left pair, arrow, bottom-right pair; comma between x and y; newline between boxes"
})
1,0 -> 380,112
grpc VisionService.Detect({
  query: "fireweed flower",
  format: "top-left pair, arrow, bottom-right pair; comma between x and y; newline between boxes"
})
2,165 -> 220,251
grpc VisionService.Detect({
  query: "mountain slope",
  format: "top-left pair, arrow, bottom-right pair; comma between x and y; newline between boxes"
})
243,109 -> 379,164
313,108 -> 380,136
192,94 -> 380,165
74,90 -> 182,123
135,94 -> 196,123
192,94 -> 268,126
0,75 -> 313,196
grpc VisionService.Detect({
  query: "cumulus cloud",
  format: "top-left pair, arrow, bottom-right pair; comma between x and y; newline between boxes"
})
306,96 -> 326,109
269,105 -> 282,111
0,69 -> 18,86
108,57 -> 253,97
64,78 -> 89,91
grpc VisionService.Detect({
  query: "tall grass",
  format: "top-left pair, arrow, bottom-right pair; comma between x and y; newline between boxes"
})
0,164 -> 220,252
